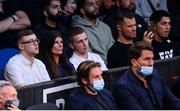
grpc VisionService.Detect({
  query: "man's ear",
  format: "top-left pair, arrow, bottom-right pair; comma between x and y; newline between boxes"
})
0,95 -> 4,107
116,24 -> 121,31
69,43 -> 74,49
131,59 -> 137,67
43,10 -> 48,17
82,78 -> 88,85
80,8 -> 85,15
18,43 -> 24,50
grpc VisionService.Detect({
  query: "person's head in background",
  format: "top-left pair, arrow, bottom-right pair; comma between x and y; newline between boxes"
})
17,30 -> 39,60
75,0 -> 100,20
0,80 -> 19,110
116,0 -> 136,12
69,27 -> 89,57
116,10 -> 136,44
128,41 -> 154,77
97,0 -> 116,9
38,31 -> 75,79
77,60 -> 104,95
41,0 -> 63,25
150,10 -> 171,43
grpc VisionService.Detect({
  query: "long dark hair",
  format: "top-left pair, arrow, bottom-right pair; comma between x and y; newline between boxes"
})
37,31 -> 75,79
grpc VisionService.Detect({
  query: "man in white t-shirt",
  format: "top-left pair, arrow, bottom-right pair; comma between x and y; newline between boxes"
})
4,30 -> 50,88
69,27 -> 108,71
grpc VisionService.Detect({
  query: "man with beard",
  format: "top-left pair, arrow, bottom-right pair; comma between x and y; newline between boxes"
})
107,10 -> 153,68
150,10 -> 179,60
35,0 -> 75,57
65,60 -> 117,110
4,30 -> 50,88
71,0 -> 114,63
102,0 -> 147,41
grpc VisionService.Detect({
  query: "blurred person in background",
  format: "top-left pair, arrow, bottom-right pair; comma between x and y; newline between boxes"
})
0,0 -> 31,49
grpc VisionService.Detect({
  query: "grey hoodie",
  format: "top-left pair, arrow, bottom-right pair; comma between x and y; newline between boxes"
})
71,15 -> 114,61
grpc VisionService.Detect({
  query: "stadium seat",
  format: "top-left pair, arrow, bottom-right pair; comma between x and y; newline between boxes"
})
26,103 -> 59,110
0,48 -> 19,80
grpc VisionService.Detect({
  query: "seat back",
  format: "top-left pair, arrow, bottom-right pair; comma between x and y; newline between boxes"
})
26,103 -> 59,110
0,48 -> 19,80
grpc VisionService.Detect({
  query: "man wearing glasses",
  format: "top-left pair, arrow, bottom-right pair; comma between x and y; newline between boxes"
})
4,30 -> 50,88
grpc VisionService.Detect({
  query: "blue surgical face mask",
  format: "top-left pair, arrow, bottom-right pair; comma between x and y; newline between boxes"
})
140,66 -> 153,77
92,79 -> 104,91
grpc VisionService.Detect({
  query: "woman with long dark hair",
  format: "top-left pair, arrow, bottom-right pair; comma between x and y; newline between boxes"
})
37,31 -> 75,79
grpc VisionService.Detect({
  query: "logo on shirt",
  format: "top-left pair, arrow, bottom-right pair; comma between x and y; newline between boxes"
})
159,49 -> 173,59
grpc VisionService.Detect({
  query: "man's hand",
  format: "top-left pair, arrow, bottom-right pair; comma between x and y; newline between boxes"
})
63,3 -> 77,16
7,104 -> 21,111
143,31 -> 154,44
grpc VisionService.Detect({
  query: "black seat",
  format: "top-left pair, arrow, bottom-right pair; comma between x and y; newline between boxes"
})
26,103 -> 59,110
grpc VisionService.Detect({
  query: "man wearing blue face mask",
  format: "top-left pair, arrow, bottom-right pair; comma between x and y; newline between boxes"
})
0,80 -> 21,110
65,60 -> 117,110
112,41 -> 180,109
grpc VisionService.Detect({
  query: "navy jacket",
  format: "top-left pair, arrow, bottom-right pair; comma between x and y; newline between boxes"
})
65,87 -> 117,110
113,69 -> 180,110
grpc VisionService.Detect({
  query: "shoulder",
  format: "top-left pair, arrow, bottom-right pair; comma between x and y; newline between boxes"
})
115,70 -> 131,87
69,87 -> 87,100
7,54 -> 21,64
34,58 -> 46,67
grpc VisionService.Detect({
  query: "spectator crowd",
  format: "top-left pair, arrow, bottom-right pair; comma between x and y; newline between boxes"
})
0,0 -> 180,110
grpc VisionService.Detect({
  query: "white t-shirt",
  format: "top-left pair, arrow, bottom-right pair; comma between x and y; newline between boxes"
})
4,54 -> 50,87
69,52 -> 108,71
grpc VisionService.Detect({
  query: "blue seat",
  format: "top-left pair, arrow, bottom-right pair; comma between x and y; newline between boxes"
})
0,48 -> 19,80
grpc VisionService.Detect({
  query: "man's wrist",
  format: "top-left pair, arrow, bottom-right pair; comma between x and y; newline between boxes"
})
10,15 -> 18,22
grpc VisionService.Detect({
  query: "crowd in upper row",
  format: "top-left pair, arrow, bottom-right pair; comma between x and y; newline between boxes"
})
0,0 -> 180,87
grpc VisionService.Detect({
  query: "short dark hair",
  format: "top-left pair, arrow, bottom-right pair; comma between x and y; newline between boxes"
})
74,0 -> 86,14
17,30 -> 34,44
68,27 -> 85,43
116,9 -> 135,24
128,41 -> 154,61
150,10 -> 171,24
77,60 -> 101,86
40,0 -> 60,10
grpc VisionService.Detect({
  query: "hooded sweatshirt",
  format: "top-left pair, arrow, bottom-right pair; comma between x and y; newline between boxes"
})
71,15 -> 114,61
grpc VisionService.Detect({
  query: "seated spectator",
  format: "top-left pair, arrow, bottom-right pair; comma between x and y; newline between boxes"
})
4,30 -> 50,88
72,0 -> 114,62
0,80 -> 20,110
107,10 -> 153,68
69,27 -> 108,71
113,41 -> 180,109
37,31 -> 76,79
0,0 -> 31,49
65,60 -> 117,110
150,10 -> 179,60
102,0 -> 147,41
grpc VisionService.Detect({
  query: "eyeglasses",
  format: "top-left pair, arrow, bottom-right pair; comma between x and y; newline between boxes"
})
20,39 -> 40,45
